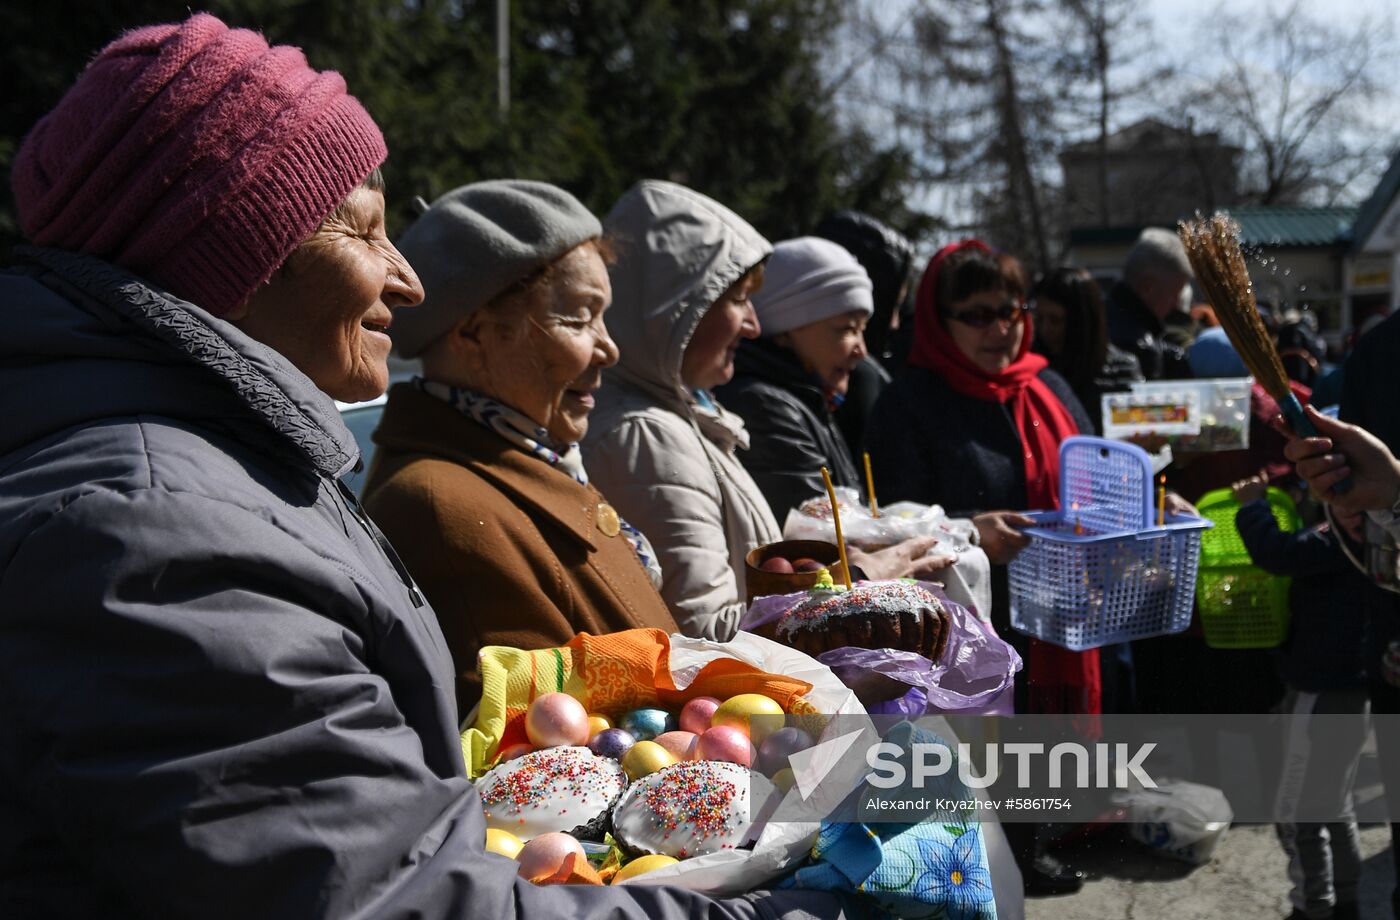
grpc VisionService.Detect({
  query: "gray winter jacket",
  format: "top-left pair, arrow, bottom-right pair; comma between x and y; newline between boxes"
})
583,181 -> 780,641
0,248 -> 858,920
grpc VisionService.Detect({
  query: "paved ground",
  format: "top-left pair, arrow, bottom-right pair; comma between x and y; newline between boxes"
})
1026,823 -> 1393,920
1020,721 -> 1397,918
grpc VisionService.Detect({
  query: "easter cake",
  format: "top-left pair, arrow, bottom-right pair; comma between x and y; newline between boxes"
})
752,579 -> 951,661
610,760 -> 776,859
477,745 -> 627,841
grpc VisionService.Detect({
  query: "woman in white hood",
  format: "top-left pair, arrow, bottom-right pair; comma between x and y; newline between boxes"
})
584,181 -> 942,640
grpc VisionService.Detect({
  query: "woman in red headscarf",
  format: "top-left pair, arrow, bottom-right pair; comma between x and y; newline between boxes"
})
866,240 -> 1095,894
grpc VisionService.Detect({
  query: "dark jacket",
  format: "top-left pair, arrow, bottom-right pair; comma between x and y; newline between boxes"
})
363,383 -> 679,713
865,365 -> 1092,517
834,355 -> 891,472
0,249 -> 853,920
717,337 -> 862,522
1106,281 -> 1191,381
1236,502 -> 1366,691
1054,343 -> 1143,435
1340,310 -> 1400,679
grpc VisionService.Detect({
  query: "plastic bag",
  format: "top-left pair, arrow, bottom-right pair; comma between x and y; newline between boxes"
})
743,581 -> 1022,716
462,628 -> 866,896
1122,779 -> 1233,865
782,491 -> 993,619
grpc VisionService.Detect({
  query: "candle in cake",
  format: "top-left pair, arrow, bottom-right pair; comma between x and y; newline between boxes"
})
820,465 -> 853,589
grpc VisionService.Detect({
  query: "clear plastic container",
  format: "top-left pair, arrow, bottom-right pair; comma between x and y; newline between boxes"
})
1101,377 -> 1252,452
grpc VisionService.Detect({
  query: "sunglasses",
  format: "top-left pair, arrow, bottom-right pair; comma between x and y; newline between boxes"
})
944,298 -> 1033,329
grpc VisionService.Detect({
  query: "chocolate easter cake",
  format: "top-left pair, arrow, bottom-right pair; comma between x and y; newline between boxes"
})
477,745 -> 626,841
611,760 -> 776,859
753,580 -> 951,661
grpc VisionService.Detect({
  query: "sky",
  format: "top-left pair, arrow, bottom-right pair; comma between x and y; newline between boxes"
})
829,0 -> 1400,231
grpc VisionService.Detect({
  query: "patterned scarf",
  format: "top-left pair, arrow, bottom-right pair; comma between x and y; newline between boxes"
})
417,378 -> 663,588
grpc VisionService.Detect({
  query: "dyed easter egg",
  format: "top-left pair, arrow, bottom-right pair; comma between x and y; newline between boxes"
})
516,831 -> 585,881
620,707 -> 676,741
769,767 -> 797,795
712,693 -> 785,744
697,725 -> 754,767
612,853 -> 680,884
588,728 -> 636,760
587,714 -> 613,736
621,739 -> 677,781
485,828 -> 524,859
499,743 -> 534,762
757,726 -> 815,776
679,696 -> 721,735
526,692 -> 591,748
653,730 -> 700,762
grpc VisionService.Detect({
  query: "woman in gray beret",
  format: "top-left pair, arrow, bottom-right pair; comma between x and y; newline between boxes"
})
363,180 -> 679,713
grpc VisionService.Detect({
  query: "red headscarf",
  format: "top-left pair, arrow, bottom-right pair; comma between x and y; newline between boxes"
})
908,240 -> 1080,509
910,240 -> 1100,719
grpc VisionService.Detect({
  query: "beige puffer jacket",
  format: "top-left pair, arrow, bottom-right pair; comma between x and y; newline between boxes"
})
583,180 -> 779,640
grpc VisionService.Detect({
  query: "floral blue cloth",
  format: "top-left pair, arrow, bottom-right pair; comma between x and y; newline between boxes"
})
780,722 -> 997,920
417,378 -> 663,588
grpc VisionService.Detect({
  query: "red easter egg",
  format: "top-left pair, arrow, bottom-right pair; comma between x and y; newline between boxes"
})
654,730 -> 700,762
698,725 -> 755,767
792,558 -> 826,572
679,696 -> 722,735
499,743 -> 534,762
759,556 -> 795,573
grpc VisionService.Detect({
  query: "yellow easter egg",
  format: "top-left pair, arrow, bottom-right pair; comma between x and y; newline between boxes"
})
770,767 -> 796,794
612,853 -> 680,884
712,693 -> 786,744
621,740 -> 677,781
484,828 -> 524,859
587,714 -> 613,736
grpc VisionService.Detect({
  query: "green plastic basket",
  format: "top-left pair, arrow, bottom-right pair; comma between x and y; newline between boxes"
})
1195,487 -> 1300,649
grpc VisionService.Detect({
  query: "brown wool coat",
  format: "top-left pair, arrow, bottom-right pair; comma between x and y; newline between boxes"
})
362,383 -> 679,714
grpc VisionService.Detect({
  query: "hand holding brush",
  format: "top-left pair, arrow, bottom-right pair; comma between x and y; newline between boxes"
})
1177,214 -> 1349,491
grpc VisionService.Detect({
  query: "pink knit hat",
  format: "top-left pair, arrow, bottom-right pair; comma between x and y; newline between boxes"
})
11,13 -> 386,316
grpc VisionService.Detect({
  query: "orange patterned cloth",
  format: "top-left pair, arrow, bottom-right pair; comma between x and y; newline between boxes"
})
462,628 -> 814,777
530,852 -> 604,886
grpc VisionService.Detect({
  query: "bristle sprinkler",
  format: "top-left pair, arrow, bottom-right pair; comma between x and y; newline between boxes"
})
1178,214 -> 1347,491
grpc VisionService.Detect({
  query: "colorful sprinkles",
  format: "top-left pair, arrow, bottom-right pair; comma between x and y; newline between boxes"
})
479,746 -> 624,817
637,762 -> 744,855
776,581 -> 943,639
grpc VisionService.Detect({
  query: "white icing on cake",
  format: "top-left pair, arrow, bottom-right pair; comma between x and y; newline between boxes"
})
476,746 -> 625,840
611,760 -> 774,859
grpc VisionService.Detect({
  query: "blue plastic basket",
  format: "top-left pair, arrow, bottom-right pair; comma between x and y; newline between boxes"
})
1008,437 -> 1213,651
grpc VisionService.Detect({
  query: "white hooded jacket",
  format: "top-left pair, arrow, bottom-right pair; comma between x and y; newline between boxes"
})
583,180 -> 779,640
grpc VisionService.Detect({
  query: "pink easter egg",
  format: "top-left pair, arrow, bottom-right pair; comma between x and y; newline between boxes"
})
679,696 -> 722,735
698,725 -> 755,767
516,831 -> 586,881
499,742 -> 534,762
525,692 -> 591,748
654,730 -> 700,762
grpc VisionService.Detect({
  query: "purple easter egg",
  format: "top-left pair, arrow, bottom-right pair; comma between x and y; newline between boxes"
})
757,726 -> 815,776
588,727 -> 636,760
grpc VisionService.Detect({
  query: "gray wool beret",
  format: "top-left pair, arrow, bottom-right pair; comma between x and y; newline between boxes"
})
390,179 -> 603,358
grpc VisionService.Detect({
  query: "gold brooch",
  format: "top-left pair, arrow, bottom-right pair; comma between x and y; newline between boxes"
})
596,503 -> 621,538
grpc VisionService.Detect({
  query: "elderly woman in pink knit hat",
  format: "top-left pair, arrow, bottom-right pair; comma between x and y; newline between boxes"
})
0,15 -> 856,920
